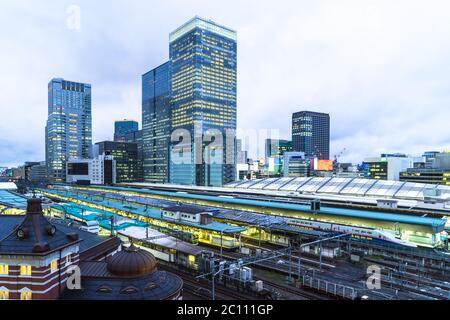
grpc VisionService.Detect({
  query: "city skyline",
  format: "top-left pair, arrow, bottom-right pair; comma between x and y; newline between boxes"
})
1,0 -> 450,168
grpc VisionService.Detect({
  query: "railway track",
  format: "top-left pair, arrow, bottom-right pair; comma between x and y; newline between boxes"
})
254,275 -> 332,300
158,264 -> 253,300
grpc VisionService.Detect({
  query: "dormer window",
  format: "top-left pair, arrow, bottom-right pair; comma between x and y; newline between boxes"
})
96,286 -> 112,294
120,286 -> 139,294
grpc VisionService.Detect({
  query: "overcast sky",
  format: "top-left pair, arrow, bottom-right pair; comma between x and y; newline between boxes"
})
0,0 -> 449,167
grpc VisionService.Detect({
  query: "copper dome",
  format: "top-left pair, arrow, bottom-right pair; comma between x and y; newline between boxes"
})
107,244 -> 157,278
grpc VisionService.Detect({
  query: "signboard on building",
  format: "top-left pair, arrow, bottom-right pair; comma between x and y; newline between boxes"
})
314,159 -> 334,171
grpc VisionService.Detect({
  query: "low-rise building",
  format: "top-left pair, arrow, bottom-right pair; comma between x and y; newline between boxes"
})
363,153 -> 415,181
283,152 -> 309,177
66,154 -> 116,185
162,205 -> 214,225
400,151 -> 450,185
95,141 -> 138,183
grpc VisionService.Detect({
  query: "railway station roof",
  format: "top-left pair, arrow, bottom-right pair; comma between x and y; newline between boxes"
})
118,226 -> 205,256
224,177 -> 450,201
0,190 -> 29,209
67,185 -> 447,233
43,189 -> 246,234
213,209 -> 327,236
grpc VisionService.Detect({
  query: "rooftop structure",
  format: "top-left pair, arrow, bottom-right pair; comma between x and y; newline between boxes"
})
0,197 -> 120,300
225,177 -> 450,201
0,190 -> 27,207
72,183 -> 448,247
0,182 -> 17,190
42,188 -> 246,234
61,243 -> 183,300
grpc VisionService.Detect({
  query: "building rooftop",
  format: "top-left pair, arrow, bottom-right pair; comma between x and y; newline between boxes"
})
0,182 -> 18,190
0,198 -> 81,255
78,184 -> 447,233
169,16 -> 237,43
118,226 -> 205,256
164,205 -> 211,215
0,190 -> 28,208
43,189 -> 246,234
61,244 -> 183,300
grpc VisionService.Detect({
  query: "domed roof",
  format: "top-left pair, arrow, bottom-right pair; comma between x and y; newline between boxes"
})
107,244 -> 157,278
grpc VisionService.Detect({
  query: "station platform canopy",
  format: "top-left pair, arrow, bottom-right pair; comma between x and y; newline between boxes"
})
43,188 -> 246,234
226,177 -> 450,202
213,210 -> 327,237
56,185 -> 447,233
0,190 -> 28,209
0,182 -> 17,190
118,226 -> 205,256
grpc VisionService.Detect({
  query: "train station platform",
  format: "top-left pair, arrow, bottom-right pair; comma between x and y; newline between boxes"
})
41,188 -> 246,235
68,185 -> 446,233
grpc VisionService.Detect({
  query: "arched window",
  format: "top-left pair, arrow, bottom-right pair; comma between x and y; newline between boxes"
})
20,288 -> 32,300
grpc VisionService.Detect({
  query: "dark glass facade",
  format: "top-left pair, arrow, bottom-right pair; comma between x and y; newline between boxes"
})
363,161 -> 388,180
169,17 -> 237,187
292,111 -> 330,160
96,141 -> 138,183
124,130 -> 144,182
142,62 -> 172,183
114,120 -> 139,142
46,78 -> 92,182
265,139 -> 293,158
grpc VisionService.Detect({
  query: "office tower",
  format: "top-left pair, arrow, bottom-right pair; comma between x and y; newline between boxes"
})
95,141 -> 138,183
169,17 -> 237,187
124,130 -> 144,182
236,139 -> 248,164
24,161 -> 47,183
265,139 -> 293,159
292,111 -> 330,160
46,78 -> 92,182
114,120 -> 139,142
283,152 -> 310,177
142,62 -> 171,183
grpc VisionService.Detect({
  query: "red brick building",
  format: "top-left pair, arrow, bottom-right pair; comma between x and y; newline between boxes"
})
0,197 -> 120,300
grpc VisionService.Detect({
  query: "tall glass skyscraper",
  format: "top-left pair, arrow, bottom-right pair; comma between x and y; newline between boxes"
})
292,111 -> 330,160
114,120 -> 139,142
169,17 -> 237,187
46,78 -> 92,182
142,62 -> 172,183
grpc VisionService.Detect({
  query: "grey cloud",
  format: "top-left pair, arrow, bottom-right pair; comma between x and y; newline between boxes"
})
0,0 -> 449,167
